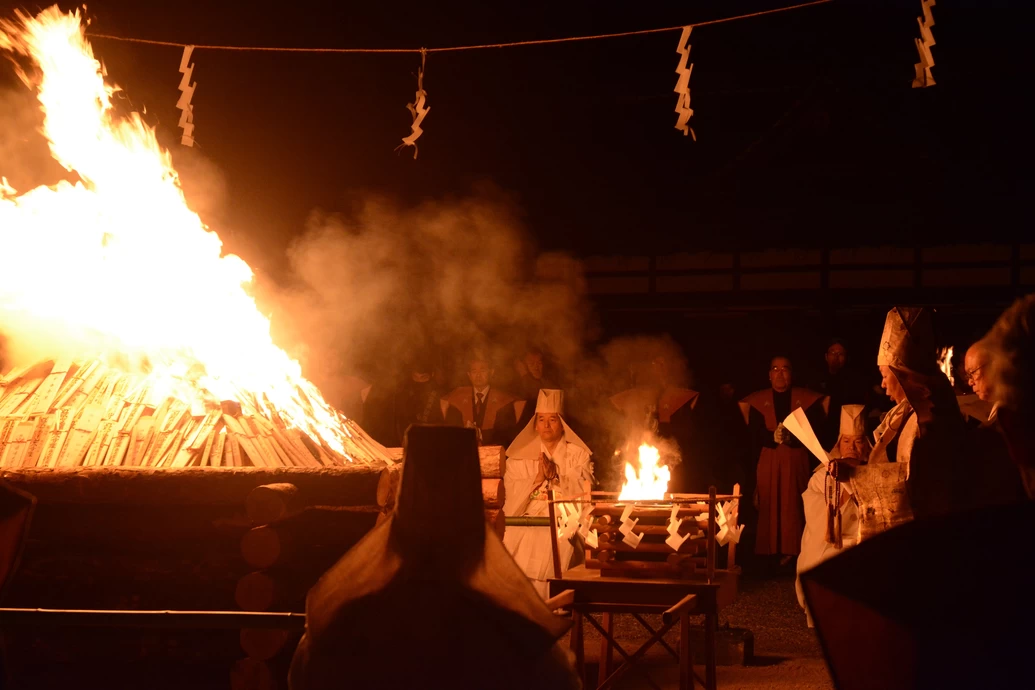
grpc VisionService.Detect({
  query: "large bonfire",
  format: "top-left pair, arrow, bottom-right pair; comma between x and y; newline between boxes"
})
0,7 -> 390,468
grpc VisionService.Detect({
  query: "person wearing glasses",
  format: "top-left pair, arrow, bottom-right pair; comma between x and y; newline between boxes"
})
739,356 -> 828,567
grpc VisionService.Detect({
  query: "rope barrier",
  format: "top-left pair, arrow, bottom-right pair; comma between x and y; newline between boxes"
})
84,0 -> 831,54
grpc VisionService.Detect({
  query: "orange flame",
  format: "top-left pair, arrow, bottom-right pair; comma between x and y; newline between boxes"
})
0,8 -> 385,464
617,444 -> 670,501
937,346 -> 954,387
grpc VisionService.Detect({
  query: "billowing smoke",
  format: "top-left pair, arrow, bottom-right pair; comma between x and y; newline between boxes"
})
259,187 -> 592,409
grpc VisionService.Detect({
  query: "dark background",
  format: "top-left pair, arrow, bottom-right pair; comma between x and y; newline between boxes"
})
2,0 -> 1031,393
4,0 -> 1031,269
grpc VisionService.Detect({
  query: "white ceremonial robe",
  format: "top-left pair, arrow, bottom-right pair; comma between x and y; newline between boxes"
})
795,463 -> 860,627
503,438 -> 592,598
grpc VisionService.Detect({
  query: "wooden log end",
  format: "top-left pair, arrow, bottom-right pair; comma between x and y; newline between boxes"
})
240,628 -> 291,662
246,483 -> 303,526
241,526 -> 285,570
235,571 -> 276,612
230,656 -> 276,690
375,465 -> 401,509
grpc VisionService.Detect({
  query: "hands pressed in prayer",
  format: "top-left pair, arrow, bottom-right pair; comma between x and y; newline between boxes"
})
532,452 -> 559,489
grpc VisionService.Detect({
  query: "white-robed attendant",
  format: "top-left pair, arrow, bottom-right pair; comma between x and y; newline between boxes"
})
503,389 -> 593,598
796,405 -> 870,628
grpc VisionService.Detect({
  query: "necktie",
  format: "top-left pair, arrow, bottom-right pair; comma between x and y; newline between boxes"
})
474,393 -> 486,427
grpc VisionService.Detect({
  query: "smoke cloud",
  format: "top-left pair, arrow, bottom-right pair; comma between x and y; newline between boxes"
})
260,186 -> 592,407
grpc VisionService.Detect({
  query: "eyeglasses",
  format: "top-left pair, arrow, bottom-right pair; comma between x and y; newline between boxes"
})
964,366 -> 984,387
770,366 -> 792,373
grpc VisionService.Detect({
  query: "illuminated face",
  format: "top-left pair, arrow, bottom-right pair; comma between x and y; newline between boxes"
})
467,359 -> 492,389
837,434 -> 869,460
535,413 -> 563,444
826,344 -> 847,373
964,348 -> 990,402
525,353 -> 544,380
880,365 -> 907,404
769,357 -> 792,392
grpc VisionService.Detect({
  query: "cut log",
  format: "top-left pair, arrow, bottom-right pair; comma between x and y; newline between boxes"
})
485,508 -> 505,541
0,465 -> 382,507
375,465 -> 400,508
235,569 -> 316,613
246,483 -> 304,525
231,657 -> 276,690
480,445 -> 506,478
240,506 -> 378,569
236,571 -> 278,612
481,478 -> 504,508
240,628 -> 291,662
241,526 -> 290,571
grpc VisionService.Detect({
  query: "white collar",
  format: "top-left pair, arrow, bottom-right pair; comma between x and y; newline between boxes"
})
473,386 -> 490,398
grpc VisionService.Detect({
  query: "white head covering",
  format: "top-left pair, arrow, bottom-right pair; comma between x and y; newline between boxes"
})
839,405 -> 866,437
506,389 -> 591,460
830,404 -> 872,461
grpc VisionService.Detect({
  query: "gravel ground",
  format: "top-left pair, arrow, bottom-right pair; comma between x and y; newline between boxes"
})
565,571 -> 834,689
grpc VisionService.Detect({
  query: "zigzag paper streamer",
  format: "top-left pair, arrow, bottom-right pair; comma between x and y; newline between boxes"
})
912,0 -> 936,88
673,26 -> 696,140
396,49 -> 430,159
177,45 -> 196,147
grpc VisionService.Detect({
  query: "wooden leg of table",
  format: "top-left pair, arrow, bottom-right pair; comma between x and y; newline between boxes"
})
572,610 -> 586,688
704,613 -> 717,690
597,612 -> 614,688
680,611 -> 692,690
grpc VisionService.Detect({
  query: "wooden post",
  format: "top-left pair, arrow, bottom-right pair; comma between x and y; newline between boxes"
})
705,612 -> 717,690
727,482 -> 740,569
571,610 -> 586,688
707,486 -> 716,584
598,612 -> 614,687
547,489 -> 562,580
680,610 -> 693,690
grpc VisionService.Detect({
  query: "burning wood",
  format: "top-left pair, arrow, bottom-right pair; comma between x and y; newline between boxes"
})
0,358 -> 389,468
0,10 -> 391,468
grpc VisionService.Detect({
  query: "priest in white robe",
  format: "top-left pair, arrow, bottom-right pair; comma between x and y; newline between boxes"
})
796,404 -> 870,627
503,389 -> 593,598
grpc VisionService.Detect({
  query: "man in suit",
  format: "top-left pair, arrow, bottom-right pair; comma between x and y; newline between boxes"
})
443,353 -> 521,446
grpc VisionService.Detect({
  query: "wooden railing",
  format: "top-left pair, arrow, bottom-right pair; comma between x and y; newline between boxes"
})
580,243 -> 1035,310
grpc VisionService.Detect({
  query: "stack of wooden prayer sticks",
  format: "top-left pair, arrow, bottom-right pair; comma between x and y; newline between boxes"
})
0,358 -> 390,469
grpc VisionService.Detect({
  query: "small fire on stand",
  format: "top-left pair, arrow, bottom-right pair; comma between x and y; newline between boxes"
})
617,443 -> 671,501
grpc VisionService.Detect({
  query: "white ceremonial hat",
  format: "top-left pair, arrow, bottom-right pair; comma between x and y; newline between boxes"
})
535,389 -> 564,415
505,389 -> 591,460
839,404 -> 866,437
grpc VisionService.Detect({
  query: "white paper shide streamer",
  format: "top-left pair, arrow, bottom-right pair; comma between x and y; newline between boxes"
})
177,45 -> 197,146
673,26 -> 695,140
912,0 -> 936,88
396,48 -> 430,159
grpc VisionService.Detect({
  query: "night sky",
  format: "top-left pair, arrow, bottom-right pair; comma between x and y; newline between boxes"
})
2,0 -> 1032,276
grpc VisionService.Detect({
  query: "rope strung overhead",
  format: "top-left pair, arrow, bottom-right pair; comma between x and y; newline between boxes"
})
81,0 -> 836,151
84,0 -> 832,54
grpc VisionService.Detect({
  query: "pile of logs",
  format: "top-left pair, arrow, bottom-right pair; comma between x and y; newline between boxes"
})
0,464 -> 383,690
0,358 -> 390,469
0,443 -> 509,689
